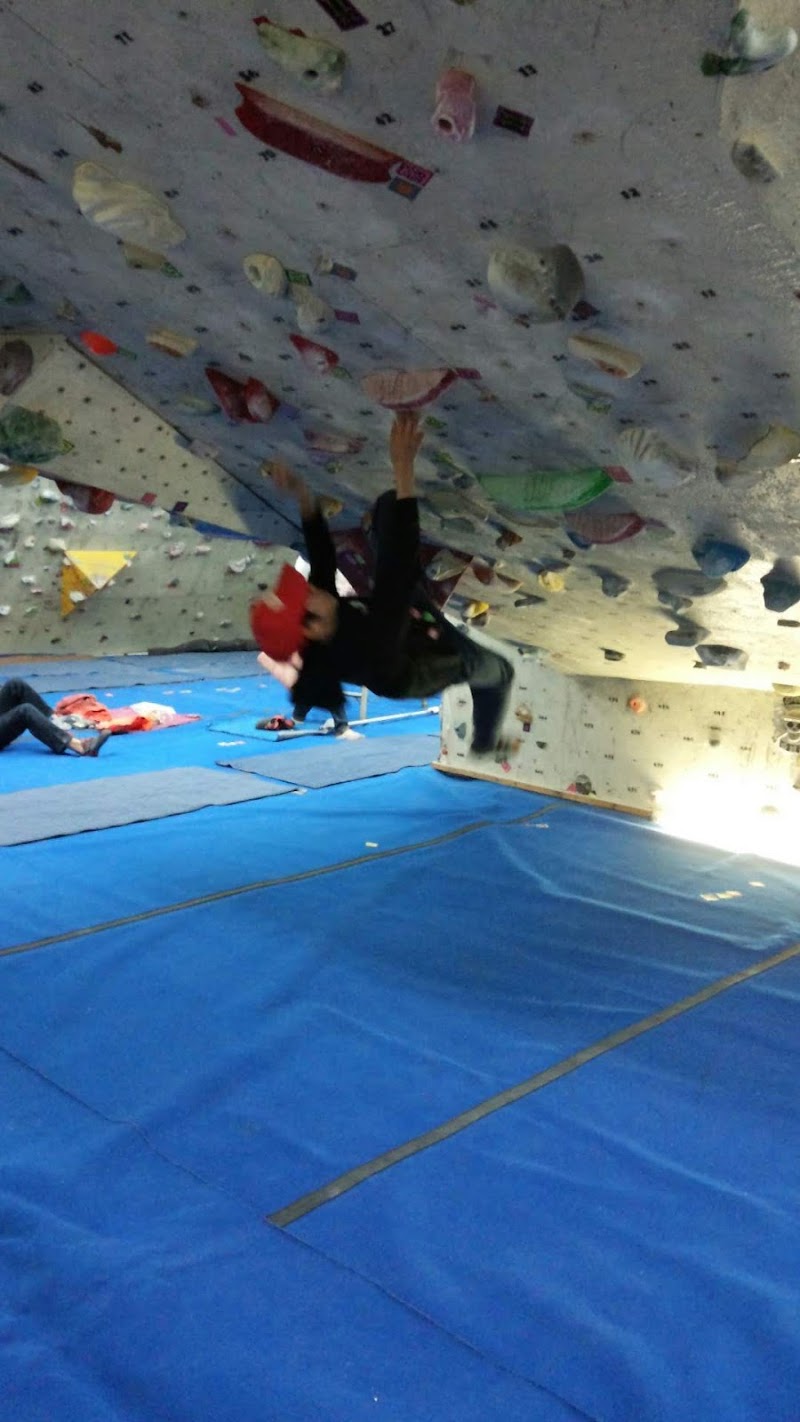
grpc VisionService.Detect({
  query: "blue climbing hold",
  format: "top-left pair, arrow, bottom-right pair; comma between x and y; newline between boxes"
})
762,566 -> 800,613
696,644 -> 748,669
692,535 -> 750,579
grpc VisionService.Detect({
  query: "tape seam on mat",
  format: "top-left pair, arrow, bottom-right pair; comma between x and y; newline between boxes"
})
1,801 -> 560,959
268,938 -> 800,1227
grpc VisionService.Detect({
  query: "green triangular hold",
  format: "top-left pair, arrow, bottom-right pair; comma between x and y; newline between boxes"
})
477,467 -> 612,512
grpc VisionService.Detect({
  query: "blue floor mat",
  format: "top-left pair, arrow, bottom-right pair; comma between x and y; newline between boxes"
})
1,1053 -> 570,1422
0,766 -> 290,846
289,958 -> 800,1422
219,734 -> 439,787
3,651 -> 262,693
0,773 -> 550,950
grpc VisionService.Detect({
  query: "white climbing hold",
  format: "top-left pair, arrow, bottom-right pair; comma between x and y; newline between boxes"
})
727,9 -> 797,73
488,244 -> 585,322
69,590 -> 86,604
227,557 -> 250,574
0,512 -> 21,530
617,427 -> 699,491
20,574 -> 36,585
0,605 -> 10,616
147,328 -> 198,358
72,162 -> 186,251
168,543 -> 186,559
45,537 -> 67,552
723,423 -> 800,479
194,544 -> 212,555
3,549 -> 18,566
567,333 -> 642,378
254,18 -> 346,93
292,287 -> 333,334
23,535 -> 35,548
243,253 -> 288,297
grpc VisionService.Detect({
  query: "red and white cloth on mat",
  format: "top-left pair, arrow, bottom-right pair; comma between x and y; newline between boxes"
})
54,694 -> 200,734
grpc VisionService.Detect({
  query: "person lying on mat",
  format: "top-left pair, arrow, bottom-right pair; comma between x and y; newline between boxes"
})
251,411 -> 515,759
0,678 -> 111,757
255,647 -> 355,737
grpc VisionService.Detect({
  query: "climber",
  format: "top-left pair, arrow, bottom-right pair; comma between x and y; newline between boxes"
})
252,411 -> 515,757
255,646 -> 353,736
0,678 -> 111,757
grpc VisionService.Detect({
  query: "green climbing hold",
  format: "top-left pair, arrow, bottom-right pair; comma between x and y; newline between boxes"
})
0,405 -> 70,464
477,467 -> 612,513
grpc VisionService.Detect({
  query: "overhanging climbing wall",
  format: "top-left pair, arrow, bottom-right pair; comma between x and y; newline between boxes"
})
3,0 -> 800,686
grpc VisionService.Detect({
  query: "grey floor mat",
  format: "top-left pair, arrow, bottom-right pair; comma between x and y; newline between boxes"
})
218,734 -> 438,788
0,766 -> 290,846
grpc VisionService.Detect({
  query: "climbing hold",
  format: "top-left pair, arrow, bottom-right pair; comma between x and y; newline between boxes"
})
244,378 -> 279,423
146,328 -> 198,358
465,599 -> 490,620
0,407 -> 69,464
167,543 -> 185,560
654,567 -> 727,600
702,9 -> 797,76
696,644 -> 749,669
605,649 -> 625,663
318,496 -> 343,519
495,527 -> 523,550
617,427 -> 698,492
471,559 -> 495,586
304,428 -> 364,456
567,333 -> 642,379
0,464 -> 37,488
79,330 -> 118,357
254,17 -> 346,93
537,570 -> 564,592
432,68 -> 477,143
488,243 -> 584,322
665,619 -> 707,648
718,423 -> 800,481
0,339 -> 33,396
565,508 -> 645,546
567,381 -> 614,413
55,480 -> 115,515
658,590 -> 693,613
627,695 -> 647,713
72,162 -> 186,251
205,369 -> 260,423
762,564 -> 800,613
478,467 -> 611,512
361,368 -> 457,409
496,571 -> 522,592
0,277 -> 33,304
692,535 -> 750,578
290,333 -> 340,375
591,567 -> 630,599
175,393 -> 219,416
243,252 -> 288,296
426,552 -> 469,581
292,287 -> 333,333
121,242 -> 177,272
778,619 -> 800,627
236,85 -> 401,184
731,136 -> 781,182
0,513 -> 20,531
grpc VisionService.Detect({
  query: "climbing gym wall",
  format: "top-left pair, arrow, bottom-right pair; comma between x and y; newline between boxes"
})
3,0 -> 800,687
438,645 -> 800,821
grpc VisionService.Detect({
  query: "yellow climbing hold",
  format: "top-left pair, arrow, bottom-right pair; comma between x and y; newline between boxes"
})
537,570 -> 565,592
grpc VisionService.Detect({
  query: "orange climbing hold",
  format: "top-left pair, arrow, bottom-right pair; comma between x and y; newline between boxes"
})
79,330 -> 118,356
627,695 -> 648,715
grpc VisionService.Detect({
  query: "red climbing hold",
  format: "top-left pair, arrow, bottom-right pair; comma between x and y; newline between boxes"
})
244,378 -> 279,423
289,334 -> 340,375
55,479 -> 115,514
235,84 -> 401,182
79,330 -> 119,356
205,368 -> 258,423
565,508 -> 645,546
